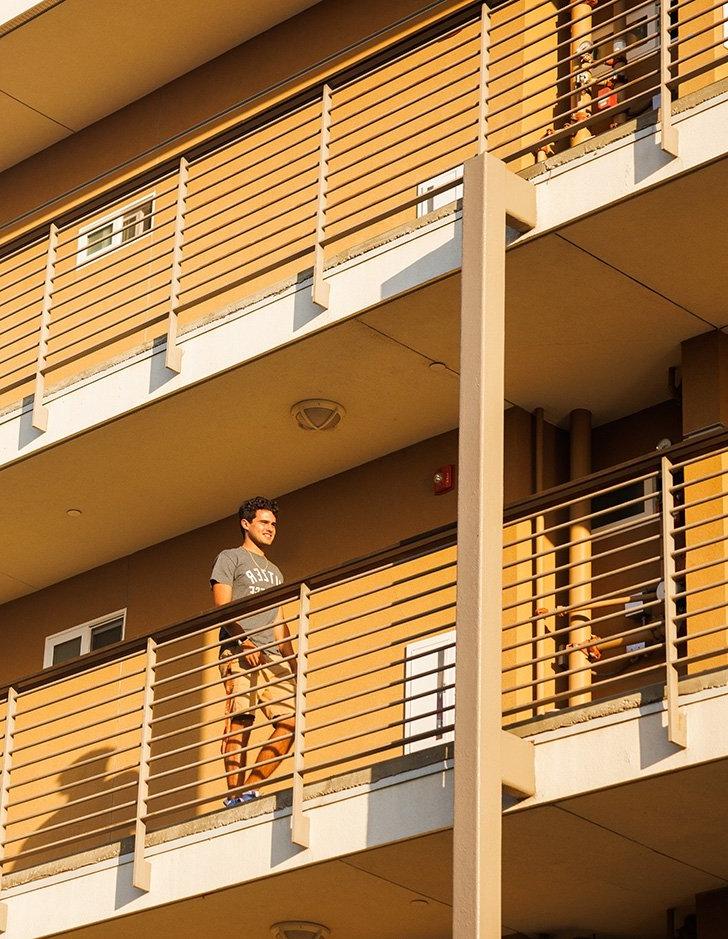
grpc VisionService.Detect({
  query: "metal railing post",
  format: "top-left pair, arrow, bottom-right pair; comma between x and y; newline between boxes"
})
0,688 -> 18,934
661,456 -> 687,747
31,223 -> 58,432
291,583 -> 311,848
165,156 -> 189,373
312,85 -> 332,309
659,0 -> 679,156
133,638 -> 157,891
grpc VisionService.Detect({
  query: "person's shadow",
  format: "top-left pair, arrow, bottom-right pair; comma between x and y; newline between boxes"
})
12,747 -> 139,873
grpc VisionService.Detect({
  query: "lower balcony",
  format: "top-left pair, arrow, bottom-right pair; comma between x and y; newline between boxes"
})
3,430 -> 728,937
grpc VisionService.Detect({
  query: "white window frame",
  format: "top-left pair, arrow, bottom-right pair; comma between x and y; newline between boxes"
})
76,194 -> 155,267
404,629 -> 456,754
416,165 -> 464,218
591,475 -> 658,533
43,609 -> 127,668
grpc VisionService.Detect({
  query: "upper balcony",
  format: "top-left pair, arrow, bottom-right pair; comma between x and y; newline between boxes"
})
1,0 -> 728,465
3,428 -> 728,937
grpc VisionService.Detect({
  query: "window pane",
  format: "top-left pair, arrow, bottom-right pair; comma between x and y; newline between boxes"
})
86,222 -> 114,254
52,636 -> 83,666
90,618 -> 124,651
121,201 -> 153,243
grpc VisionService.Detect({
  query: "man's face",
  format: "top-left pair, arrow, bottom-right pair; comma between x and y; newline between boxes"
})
243,509 -> 277,548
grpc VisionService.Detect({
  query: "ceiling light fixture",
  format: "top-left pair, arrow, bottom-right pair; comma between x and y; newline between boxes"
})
66,508 -> 82,518
429,360 -> 447,372
270,923 -> 330,939
291,399 -> 345,431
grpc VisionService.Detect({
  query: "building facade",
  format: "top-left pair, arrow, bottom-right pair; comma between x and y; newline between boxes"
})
1,0 -> 728,936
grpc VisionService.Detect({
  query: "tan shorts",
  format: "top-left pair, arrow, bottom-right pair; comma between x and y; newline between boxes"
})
219,648 -> 296,736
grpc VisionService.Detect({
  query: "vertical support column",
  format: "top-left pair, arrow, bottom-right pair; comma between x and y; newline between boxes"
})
570,0 -> 597,147
165,157 -> 189,373
0,688 -> 18,934
312,85 -> 332,309
31,223 -> 58,432
661,456 -> 687,748
568,408 -> 593,705
478,1 -> 490,155
133,638 -> 157,891
659,0 -> 679,156
291,583 -> 310,848
454,153 -> 535,938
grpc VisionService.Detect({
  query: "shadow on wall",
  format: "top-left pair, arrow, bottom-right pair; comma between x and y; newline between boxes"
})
14,747 -> 139,873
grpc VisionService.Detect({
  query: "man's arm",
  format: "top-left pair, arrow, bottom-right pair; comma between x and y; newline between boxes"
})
211,576 -> 262,668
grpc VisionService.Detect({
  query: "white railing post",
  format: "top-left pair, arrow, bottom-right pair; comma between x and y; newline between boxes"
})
659,0 -> 679,156
0,688 -> 18,934
291,583 -> 310,848
165,156 -> 189,373
133,638 -> 157,891
31,223 -> 58,432
312,85 -> 332,309
661,456 -> 687,747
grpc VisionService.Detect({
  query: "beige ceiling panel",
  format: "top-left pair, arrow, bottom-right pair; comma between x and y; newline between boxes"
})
0,0 -> 322,134
559,759 -> 728,881
61,843 -> 452,939
0,90 -> 69,171
562,156 -> 728,326
503,234 -> 708,427
0,317 -> 459,603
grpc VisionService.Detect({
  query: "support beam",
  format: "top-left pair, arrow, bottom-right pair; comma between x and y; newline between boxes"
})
133,638 -> 157,891
165,157 -> 189,373
501,731 -> 535,798
0,688 -> 18,934
31,224 -> 58,432
454,152 -> 535,939
291,583 -> 310,848
312,85 -> 332,309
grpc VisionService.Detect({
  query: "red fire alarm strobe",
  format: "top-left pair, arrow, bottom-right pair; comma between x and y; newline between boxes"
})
433,464 -> 455,495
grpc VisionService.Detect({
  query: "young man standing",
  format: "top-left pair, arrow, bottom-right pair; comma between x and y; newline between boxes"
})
210,496 -> 296,808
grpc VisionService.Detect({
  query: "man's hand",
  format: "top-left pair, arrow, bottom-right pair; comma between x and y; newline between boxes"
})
241,641 -> 263,671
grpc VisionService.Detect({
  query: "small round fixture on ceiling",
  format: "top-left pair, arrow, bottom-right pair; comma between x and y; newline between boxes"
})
656,438 -> 672,451
66,508 -> 82,518
429,361 -> 447,372
270,923 -> 331,939
291,399 -> 345,432
410,898 -> 430,907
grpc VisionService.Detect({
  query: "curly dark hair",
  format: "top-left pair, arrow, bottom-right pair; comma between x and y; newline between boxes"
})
238,496 -> 279,528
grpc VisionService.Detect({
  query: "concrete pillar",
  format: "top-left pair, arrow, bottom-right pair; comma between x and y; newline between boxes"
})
568,409 -> 593,704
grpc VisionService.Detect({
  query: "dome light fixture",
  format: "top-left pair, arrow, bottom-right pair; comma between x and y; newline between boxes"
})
291,399 -> 345,432
270,923 -> 330,939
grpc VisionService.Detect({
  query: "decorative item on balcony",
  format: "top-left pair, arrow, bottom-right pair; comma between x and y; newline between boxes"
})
270,922 -> 331,939
291,399 -> 345,431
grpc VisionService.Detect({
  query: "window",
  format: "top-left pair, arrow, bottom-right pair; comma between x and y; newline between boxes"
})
44,611 -> 126,668
591,477 -> 658,532
404,630 -> 456,754
77,196 -> 154,265
416,166 -> 464,218
594,2 -> 658,63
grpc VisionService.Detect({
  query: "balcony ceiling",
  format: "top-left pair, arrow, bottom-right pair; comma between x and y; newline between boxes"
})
0,0 -> 322,172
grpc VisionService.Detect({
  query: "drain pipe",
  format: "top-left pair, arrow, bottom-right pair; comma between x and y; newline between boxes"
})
568,409 -> 593,704
570,0 -> 598,146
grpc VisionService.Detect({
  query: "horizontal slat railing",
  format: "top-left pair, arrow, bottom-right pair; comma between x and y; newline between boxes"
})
3,438 -> 728,879
0,0 -> 725,418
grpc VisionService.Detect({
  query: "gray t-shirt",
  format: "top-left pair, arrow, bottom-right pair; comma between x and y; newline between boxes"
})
210,547 -> 284,652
